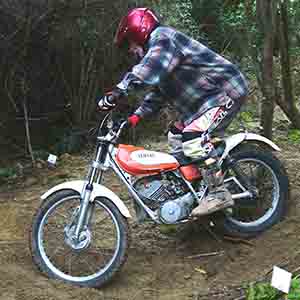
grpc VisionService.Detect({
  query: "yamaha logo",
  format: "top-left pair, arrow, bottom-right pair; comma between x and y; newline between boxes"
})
138,153 -> 155,158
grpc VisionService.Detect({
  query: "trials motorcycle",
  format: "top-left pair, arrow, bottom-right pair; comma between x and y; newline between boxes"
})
30,113 -> 289,287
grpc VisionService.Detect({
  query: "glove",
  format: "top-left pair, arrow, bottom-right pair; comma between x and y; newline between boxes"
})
97,88 -> 126,112
128,114 -> 140,127
97,92 -> 116,111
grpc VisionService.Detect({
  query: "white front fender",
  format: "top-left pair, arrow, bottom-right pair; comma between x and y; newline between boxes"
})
221,133 -> 281,160
41,180 -> 131,218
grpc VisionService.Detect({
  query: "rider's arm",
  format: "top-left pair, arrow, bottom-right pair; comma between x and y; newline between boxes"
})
115,37 -> 183,94
114,38 -> 181,117
133,87 -> 165,118
106,38 -> 181,116
131,38 -> 183,86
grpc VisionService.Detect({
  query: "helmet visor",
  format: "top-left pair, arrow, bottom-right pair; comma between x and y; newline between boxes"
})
114,15 -> 129,47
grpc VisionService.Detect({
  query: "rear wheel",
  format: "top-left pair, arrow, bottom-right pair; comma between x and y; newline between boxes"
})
30,190 -> 130,287
219,147 -> 288,238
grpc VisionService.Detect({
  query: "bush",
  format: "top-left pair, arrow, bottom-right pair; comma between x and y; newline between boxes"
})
0,167 -> 17,183
288,129 -> 300,144
246,277 -> 300,300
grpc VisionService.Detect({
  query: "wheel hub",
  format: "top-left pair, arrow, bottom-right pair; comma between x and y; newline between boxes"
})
64,225 -> 91,250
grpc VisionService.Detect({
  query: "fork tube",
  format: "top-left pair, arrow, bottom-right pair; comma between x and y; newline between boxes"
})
75,185 -> 93,238
86,144 -> 102,184
96,170 -> 104,184
75,143 -> 104,239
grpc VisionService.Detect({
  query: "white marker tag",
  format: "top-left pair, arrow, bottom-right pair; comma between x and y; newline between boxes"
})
271,266 -> 292,294
47,154 -> 57,165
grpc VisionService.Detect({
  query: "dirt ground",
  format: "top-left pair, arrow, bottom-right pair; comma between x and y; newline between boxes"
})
1,141 -> 300,300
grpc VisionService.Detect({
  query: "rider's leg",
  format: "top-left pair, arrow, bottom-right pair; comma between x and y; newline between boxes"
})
182,96 -> 246,216
167,121 -> 184,155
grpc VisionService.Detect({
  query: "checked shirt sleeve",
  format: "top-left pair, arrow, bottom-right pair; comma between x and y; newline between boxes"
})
134,88 -> 165,118
131,38 -> 183,86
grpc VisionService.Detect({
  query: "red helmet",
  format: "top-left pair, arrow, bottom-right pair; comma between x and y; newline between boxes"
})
114,8 -> 159,48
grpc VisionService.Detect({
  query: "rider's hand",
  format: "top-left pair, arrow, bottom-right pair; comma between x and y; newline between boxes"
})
96,88 -> 126,112
127,114 -> 140,128
97,92 -> 116,111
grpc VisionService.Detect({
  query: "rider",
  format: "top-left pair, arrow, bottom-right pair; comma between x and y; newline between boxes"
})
97,8 -> 249,216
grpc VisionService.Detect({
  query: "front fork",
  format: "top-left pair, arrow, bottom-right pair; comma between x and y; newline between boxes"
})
74,185 -> 93,239
73,143 -> 107,240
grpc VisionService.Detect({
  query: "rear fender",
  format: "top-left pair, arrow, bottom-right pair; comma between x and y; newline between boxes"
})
221,133 -> 280,161
41,180 -> 131,218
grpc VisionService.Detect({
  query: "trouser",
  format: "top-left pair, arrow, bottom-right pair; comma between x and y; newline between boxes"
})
168,96 -> 246,159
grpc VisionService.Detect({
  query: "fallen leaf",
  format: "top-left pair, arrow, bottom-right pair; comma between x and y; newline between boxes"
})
194,267 -> 207,275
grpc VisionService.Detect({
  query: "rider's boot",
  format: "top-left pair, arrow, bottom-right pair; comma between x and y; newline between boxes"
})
168,129 -> 234,216
191,157 -> 234,217
181,137 -> 234,216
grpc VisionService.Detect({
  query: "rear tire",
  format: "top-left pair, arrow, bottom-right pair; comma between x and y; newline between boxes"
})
219,147 -> 289,238
30,190 -> 130,287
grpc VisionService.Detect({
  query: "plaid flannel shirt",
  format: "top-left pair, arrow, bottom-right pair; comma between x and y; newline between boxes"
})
126,26 -> 249,126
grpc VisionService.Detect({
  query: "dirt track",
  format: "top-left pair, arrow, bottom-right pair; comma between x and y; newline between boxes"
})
1,144 -> 300,300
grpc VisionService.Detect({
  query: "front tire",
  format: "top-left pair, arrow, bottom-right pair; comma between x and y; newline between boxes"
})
30,190 -> 130,287
219,147 -> 289,238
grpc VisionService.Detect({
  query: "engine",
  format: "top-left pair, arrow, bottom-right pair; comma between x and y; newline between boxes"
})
133,174 -> 195,224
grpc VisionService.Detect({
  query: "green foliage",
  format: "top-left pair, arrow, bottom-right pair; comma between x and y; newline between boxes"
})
150,0 -> 202,39
32,150 -> 49,161
0,168 -> 16,178
52,129 -> 86,155
288,129 -> 300,143
240,111 -> 255,123
289,276 -> 300,299
76,15 -> 100,50
246,282 -> 278,300
245,277 -> 300,300
0,167 -> 16,183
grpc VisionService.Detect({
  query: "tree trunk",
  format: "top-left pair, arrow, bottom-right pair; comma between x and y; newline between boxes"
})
23,98 -> 35,166
276,0 -> 300,129
257,0 -> 278,139
275,95 -> 300,129
23,1 -> 35,166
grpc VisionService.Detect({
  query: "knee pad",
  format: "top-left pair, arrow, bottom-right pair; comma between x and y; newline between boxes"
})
182,132 -> 213,159
168,131 -> 183,154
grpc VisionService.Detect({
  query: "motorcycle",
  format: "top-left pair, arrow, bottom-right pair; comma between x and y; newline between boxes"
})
30,113 -> 289,288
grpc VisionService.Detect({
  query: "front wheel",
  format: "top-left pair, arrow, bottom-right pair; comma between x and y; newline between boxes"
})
219,147 -> 289,238
30,190 -> 130,287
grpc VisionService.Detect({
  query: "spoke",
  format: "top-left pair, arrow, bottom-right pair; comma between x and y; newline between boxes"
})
90,215 -> 112,238
47,245 -> 65,261
55,211 -> 68,219
95,247 -> 114,256
94,214 -> 110,225
49,246 -> 73,260
81,256 -> 96,274
248,163 -> 252,178
68,253 -> 73,275
44,224 -> 66,235
55,207 -> 78,220
67,251 -> 80,275
39,196 -> 121,279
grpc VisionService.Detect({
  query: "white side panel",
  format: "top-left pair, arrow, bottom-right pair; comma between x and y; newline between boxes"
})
221,133 -> 281,160
130,150 -> 178,165
41,180 -> 131,218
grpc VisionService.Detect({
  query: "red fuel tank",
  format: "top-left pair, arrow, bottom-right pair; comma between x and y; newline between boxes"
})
116,144 -> 180,176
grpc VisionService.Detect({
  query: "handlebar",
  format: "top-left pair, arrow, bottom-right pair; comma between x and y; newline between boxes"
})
97,117 -> 128,143
114,119 -> 128,136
